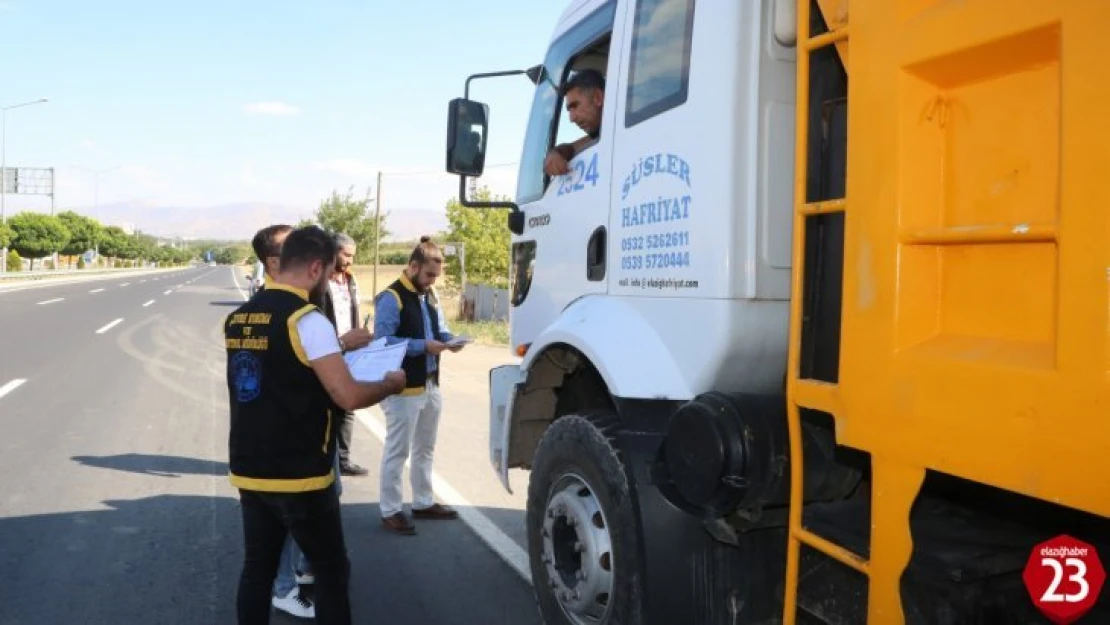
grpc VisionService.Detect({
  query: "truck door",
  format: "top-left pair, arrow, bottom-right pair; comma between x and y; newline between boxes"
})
510,1 -> 623,341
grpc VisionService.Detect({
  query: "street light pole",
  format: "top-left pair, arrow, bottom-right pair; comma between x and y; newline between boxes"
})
1,98 -> 49,273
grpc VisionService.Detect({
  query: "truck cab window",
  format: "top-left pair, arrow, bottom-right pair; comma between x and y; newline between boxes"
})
516,2 -> 616,205
625,0 -> 696,127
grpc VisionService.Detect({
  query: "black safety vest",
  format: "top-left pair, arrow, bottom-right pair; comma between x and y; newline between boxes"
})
381,274 -> 442,394
225,284 -> 337,492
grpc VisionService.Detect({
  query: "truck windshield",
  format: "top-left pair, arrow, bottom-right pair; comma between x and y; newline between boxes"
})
516,1 -> 616,205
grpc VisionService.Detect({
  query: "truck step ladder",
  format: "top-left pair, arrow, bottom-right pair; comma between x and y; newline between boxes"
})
783,0 -> 874,622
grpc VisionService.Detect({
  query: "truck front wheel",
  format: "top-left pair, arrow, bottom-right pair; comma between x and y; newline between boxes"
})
527,413 -> 642,625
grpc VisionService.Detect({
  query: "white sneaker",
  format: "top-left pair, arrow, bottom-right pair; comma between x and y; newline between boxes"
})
295,569 -> 315,585
272,587 -> 315,619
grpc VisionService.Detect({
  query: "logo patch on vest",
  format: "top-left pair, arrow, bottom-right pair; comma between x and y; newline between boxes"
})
231,351 -> 262,402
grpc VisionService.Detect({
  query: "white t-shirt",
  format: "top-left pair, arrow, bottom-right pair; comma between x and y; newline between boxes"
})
328,278 -> 354,337
296,310 -> 342,361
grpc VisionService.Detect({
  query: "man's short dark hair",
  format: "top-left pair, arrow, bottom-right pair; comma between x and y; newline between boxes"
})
563,68 -> 605,96
251,224 -> 293,261
279,225 -> 337,272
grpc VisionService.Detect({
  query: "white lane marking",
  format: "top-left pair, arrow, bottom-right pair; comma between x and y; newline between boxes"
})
90,288 -> 105,293
231,267 -> 248,301
140,279 -> 147,283
96,318 -> 124,334
120,282 -> 130,287
0,378 -> 27,399
143,300 -> 155,307
36,298 -> 64,305
356,410 -> 532,584
163,289 -> 172,295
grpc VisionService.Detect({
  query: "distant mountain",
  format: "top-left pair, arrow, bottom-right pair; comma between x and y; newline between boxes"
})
90,201 -> 448,242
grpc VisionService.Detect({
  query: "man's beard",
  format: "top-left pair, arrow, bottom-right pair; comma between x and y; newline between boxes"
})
310,276 -> 329,307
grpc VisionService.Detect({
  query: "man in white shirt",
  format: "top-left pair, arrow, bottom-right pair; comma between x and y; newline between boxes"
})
319,232 -> 373,476
227,224 -> 405,624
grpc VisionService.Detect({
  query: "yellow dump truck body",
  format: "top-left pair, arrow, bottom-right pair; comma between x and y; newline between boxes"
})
786,1 -> 1109,622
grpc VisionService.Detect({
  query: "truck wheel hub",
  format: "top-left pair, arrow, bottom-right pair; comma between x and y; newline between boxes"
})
542,472 -> 614,624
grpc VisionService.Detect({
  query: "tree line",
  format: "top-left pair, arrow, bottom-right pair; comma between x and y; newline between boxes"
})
299,183 -> 513,289
0,210 -> 197,271
0,181 -> 517,280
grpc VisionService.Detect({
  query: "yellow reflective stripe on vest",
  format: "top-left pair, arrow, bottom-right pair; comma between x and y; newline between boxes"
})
229,471 -> 335,493
286,303 -> 317,367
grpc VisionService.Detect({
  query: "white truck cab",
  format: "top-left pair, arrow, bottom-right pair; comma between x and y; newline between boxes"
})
445,1 -> 853,623
446,1 -> 1110,624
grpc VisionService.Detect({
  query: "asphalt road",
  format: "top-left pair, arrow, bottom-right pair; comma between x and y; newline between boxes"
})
0,265 -> 539,625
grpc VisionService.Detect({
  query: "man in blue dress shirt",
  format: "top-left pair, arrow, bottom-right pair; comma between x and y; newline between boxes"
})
373,236 -> 465,535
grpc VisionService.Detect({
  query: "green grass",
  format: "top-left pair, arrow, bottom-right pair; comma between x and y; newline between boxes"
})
448,319 -> 510,346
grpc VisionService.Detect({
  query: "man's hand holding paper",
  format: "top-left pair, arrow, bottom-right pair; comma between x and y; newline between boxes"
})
444,335 -> 471,352
344,339 -> 409,383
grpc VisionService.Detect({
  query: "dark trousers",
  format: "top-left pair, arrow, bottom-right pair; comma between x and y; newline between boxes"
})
237,487 -> 350,625
337,410 -> 355,464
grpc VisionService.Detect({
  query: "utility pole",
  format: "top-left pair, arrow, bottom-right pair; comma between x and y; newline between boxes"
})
373,170 -> 382,296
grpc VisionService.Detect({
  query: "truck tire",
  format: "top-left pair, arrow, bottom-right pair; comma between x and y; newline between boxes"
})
527,413 -> 642,625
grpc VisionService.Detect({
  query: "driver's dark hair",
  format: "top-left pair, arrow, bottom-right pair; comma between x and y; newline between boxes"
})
279,225 -> 337,272
563,68 -> 605,95
251,224 -> 292,261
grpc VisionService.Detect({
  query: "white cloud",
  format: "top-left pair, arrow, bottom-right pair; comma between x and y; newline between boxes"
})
0,2 -> 12,12
242,101 -> 300,116
80,138 -> 95,150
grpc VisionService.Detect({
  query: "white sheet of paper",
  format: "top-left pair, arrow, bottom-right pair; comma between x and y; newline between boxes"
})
446,335 -> 472,346
343,340 -> 407,383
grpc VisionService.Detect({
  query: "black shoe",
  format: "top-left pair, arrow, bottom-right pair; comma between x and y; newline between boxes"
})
340,462 -> 368,476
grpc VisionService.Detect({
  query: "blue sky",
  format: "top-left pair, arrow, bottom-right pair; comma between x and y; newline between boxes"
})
0,0 -> 567,228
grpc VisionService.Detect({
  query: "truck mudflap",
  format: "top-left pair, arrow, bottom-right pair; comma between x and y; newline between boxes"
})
488,364 -> 523,494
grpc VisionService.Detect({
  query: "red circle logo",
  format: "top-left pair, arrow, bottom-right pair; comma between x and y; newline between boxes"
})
1023,535 -> 1105,624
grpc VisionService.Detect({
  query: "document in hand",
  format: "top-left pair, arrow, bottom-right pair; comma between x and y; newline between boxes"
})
343,339 -> 408,383
446,335 -> 472,347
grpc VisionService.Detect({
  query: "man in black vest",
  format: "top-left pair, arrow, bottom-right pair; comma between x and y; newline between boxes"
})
250,223 -> 322,619
372,236 -> 466,535
319,232 -> 373,477
226,225 -> 405,624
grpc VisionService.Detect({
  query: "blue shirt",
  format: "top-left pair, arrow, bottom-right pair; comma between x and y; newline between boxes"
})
373,288 -> 454,373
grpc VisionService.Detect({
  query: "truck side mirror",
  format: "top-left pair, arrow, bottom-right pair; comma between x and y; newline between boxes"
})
446,98 -> 489,177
